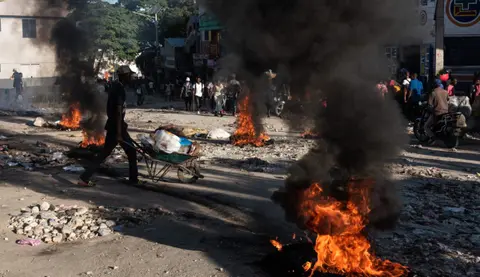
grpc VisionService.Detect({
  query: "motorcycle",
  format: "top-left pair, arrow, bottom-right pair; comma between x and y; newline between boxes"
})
413,101 -> 467,148
273,84 -> 291,117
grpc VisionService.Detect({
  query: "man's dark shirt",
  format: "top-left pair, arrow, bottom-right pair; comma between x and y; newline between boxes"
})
105,81 -> 127,131
12,72 -> 23,88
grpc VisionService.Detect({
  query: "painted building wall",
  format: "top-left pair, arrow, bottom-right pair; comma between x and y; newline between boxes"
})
0,0 -> 66,87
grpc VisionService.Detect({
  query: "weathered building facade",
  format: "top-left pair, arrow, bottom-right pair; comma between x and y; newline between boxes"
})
0,0 -> 66,88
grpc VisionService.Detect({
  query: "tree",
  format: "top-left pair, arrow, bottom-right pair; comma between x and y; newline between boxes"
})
118,0 -> 168,11
70,1 -> 141,62
120,0 -> 196,43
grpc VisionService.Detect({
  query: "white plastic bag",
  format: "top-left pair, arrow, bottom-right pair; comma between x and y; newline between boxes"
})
207,128 -> 231,140
449,96 -> 472,118
153,130 -> 181,154
137,134 -> 155,148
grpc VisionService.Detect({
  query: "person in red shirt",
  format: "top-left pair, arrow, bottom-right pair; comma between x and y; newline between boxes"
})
471,78 -> 480,116
376,81 -> 388,98
447,79 -> 457,96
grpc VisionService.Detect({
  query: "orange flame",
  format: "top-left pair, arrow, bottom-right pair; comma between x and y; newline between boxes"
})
59,103 -> 81,129
303,261 -> 312,272
59,103 -> 105,147
269,239 -> 283,251
80,130 -> 105,148
232,96 -> 270,146
300,181 -> 408,277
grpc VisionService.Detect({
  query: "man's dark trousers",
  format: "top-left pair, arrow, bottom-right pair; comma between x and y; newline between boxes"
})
80,128 -> 138,182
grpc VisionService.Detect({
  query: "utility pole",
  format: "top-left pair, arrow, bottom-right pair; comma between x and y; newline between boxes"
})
434,0 -> 445,74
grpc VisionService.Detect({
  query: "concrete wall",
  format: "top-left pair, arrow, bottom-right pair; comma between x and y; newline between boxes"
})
0,0 -> 66,87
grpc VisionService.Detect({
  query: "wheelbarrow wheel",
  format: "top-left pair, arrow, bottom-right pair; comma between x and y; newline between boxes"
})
177,161 -> 201,184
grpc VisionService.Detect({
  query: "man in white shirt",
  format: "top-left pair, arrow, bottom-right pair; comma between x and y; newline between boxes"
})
402,71 -> 411,104
193,77 -> 204,114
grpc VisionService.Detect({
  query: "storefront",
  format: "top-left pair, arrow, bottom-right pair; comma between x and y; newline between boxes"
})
443,0 -> 480,91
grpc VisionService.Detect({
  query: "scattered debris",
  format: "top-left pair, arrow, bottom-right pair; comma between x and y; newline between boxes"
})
32,117 -> 47,127
62,165 -> 85,173
207,128 -> 231,140
15,238 -> 41,246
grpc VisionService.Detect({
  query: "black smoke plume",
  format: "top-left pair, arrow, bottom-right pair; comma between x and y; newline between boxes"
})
33,0 -> 105,135
199,0 -> 420,230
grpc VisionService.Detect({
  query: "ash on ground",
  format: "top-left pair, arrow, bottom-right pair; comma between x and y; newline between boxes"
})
200,136 -> 314,173
8,202 -> 163,243
372,177 -> 480,277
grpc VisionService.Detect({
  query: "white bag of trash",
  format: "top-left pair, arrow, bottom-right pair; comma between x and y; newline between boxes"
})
33,117 -> 47,127
207,128 -> 231,140
153,130 -> 181,154
137,134 -> 155,148
449,96 -> 472,118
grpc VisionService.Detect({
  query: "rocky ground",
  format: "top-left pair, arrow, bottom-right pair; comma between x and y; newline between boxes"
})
0,97 -> 479,277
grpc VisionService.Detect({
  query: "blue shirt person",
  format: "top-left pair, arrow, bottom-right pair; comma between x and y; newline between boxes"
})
409,73 -> 424,102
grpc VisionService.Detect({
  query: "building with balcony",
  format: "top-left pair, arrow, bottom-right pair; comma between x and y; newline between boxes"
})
0,0 -> 66,89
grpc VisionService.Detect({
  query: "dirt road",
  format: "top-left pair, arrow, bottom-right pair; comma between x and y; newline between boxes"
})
0,100 -> 478,277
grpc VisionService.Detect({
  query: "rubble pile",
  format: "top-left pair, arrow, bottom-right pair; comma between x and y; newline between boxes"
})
0,137 -> 125,171
0,147 -> 68,171
8,203 -> 160,243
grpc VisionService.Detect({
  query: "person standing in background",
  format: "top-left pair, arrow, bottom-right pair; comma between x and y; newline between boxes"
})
470,78 -> 480,116
180,77 -> 193,111
11,69 -> 23,98
402,71 -> 411,104
207,80 -> 215,112
193,77 -> 205,114
447,79 -> 457,96
406,73 -> 423,120
227,74 -> 241,116
165,80 -> 173,102
213,80 -> 225,116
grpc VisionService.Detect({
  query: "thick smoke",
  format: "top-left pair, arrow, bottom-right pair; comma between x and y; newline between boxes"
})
200,0 -> 420,230
34,0 -> 105,134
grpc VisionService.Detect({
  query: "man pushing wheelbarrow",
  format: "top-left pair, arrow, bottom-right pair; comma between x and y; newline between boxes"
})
78,66 -> 141,187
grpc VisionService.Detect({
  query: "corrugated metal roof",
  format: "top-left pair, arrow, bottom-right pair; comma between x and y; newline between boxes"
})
166,38 -> 185,48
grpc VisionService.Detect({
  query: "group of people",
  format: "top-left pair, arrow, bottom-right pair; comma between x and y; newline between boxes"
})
381,69 -> 480,145
179,75 -> 241,117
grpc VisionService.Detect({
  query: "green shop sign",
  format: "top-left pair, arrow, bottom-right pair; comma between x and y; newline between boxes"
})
199,13 -> 223,31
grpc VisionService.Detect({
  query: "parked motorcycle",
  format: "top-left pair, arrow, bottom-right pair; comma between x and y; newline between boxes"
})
414,101 -> 467,148
273,84 -> 291,117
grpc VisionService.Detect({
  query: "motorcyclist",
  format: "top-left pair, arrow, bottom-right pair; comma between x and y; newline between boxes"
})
264,69 -> 277,117
425,79 -> 449,145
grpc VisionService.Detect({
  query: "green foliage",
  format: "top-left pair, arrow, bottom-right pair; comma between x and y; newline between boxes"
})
120,0 -> 196,42
65,0 -> 196,60
68,0 -> 141,61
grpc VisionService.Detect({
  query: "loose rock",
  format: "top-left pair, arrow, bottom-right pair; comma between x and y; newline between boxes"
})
9,203 -> 160,243
40,202 -> 50,211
